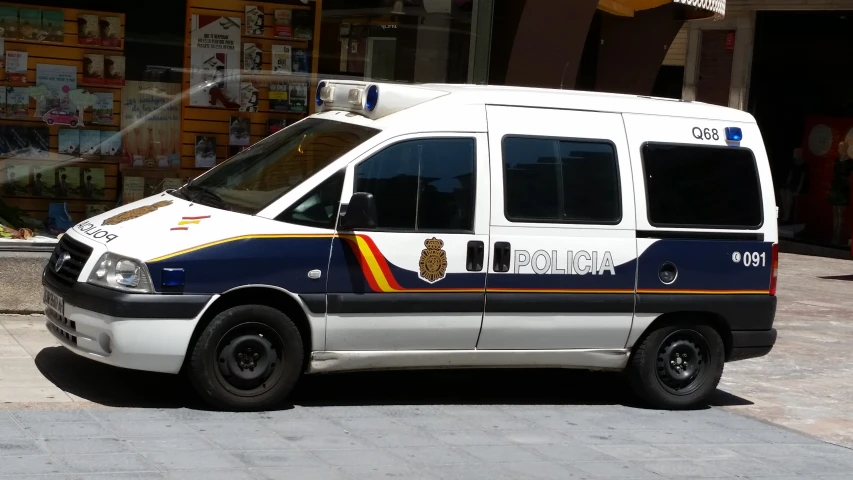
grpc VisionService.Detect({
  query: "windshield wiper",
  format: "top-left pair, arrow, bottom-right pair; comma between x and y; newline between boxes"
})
183,184 -> 232,211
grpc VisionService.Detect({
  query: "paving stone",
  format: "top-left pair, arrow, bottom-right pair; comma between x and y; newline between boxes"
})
339,464 -> 436,480
103,421 -> 197,438
142,450 -> 244,471
570,460 -> 664,479
430,429 -> 514,446
456,445 -> 546,463
8,410 -> 93,424
591,444 -> 682,461
385,446 -> 478,466
162,469 -> 257,480
361,430 -> 439,448
279,433 -> 369,450
0,455 -> 66,476
253,466 -> 351,480
53,453 -> 154,474
330,416 -> 413,432
309,448 -> 406,467
642,460 -> 732,478
530,444 -> 621,462
500,430 -> 574,446
204,434 -> 294,451
23,422 -> 114,439
125,436 -> 214,453
233,450 -> 323,468
0,439 -> 45,456
499,461 -> 590,480
185,420 -> 274,436
264,417 -> 345,436
41,438 -> 131,455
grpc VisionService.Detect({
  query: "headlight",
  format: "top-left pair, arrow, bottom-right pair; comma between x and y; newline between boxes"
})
87,253 -> 154,293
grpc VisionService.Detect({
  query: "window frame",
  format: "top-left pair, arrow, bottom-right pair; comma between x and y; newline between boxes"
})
640,141 -> 764,231
349,136 -> 479,235
500,134 -> 623,226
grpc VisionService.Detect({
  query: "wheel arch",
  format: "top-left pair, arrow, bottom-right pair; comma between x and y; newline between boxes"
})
181,285 -> 317,373
628,311 -> 734,361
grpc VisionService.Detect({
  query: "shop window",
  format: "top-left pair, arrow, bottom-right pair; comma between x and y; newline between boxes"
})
354,138 -> 476,232
503,137 -> 621,224
642,143 -> 762,228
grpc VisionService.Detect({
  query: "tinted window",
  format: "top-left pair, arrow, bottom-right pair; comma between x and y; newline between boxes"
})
355,138 -> 476,232
503,137 -> 621,223
277,170 -> 344,229
642,144 -> 762,228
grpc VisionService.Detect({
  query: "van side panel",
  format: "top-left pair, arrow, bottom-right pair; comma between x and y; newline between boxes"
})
622,113 -> 777,360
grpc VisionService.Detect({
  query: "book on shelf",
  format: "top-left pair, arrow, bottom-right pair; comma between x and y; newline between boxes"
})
83,54 -> 105,85
4,165 -> 30,196
92,92 -> 114,125
17,8 -> 40,41
80,130 -> 101,158
239,83 -> 259,113
245,5 -> 264,36
122,176 -> 145,204
86,204 -> 108,218
269,81 -> 289,111
6,126 -> 29,154
28,127 -> 50,158
0,7 -> 19,40
244,43 -> 262,73
105,56 -> 126,86
56,166 -> 80,198
274,9 -> 292,38
41,10 -> 64,43
293,10 -> 314,40
78,14 -> 101,45
5,51 -> 28,82
6,87 -> 29,117
58,129 -> 81,156
101,16 -> 121,47
292,49 -> 309,75
267,119 -> 287,135
229,117 -> 251,146
81,167 -> 106,199
272,45 -> 292,74
289,83 -> 308,113
194,136 -> 216,168
100,130 -> 121,157
33,166 -> 56,198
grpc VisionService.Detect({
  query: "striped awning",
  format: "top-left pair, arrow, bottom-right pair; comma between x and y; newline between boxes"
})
597,0 -> 726,18
674,0 -> 726,18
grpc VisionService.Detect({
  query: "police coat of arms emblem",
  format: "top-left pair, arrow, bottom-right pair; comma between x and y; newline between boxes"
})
418,237 -> 448,283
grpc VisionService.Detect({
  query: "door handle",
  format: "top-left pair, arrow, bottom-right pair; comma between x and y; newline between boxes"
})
466,240 -> 484,272
493,241 -> 511,273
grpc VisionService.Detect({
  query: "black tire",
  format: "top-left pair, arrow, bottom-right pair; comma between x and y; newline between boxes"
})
187,305 -> 304,411
628,322 -> 724,410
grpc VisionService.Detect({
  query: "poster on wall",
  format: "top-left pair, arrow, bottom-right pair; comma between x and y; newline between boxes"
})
120,81 -> 181,167
35,64 -> 77,117
189,15 -> 241,108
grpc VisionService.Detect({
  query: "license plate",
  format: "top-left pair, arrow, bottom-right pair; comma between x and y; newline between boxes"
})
43,288 -> 64,317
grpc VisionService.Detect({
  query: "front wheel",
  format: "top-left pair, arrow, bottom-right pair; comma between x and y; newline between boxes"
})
628,322 -> 724,410
187,305 -> 304,411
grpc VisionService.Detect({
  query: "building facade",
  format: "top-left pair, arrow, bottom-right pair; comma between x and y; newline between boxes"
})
0,0 -> 727,251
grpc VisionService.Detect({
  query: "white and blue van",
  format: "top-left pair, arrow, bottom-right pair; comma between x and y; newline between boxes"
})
43,81 -> 779,410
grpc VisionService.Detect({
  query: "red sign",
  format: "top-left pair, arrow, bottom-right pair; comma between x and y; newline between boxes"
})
725,32 -> 736,51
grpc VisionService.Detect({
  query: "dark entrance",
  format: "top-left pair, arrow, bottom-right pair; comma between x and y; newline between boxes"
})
748,11 -> 853,247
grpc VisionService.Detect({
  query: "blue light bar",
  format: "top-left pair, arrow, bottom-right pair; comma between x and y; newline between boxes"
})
725,127 -> 743,142
315,81 -> 327,106
365,85 -> 379,111
162,268 -> 185,287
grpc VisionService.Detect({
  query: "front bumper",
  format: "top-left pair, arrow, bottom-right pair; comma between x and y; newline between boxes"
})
42,268 -> 213,374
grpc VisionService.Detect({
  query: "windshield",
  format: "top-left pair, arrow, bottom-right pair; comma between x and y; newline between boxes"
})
176,118 -> 380,214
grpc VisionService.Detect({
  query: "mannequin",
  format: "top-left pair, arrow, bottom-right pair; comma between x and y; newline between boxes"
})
829,140 -> 853,245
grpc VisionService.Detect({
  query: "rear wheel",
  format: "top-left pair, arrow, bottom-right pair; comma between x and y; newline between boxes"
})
188,305 -> 304,411
628,322 -> 724,410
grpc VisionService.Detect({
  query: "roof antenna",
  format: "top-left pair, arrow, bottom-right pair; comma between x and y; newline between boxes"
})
559,60 -> 571,90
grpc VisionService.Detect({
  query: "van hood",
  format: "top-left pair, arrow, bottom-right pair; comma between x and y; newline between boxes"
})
67,192 -> 305,262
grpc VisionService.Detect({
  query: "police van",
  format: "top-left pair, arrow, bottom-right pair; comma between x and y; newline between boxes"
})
42,80 -> 778,411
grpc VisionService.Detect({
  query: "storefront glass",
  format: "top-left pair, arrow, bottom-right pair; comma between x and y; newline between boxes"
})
0,0 -> 486,249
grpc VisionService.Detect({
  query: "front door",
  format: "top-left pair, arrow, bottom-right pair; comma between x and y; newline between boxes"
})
325,133 -> 490,351
477,106 -> 637,351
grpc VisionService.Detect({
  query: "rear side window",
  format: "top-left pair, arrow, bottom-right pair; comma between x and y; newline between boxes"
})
502,136 -> 621,224
642,143 -> 762,228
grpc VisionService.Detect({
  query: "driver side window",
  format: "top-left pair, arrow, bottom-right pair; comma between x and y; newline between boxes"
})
276,170 -> 345,229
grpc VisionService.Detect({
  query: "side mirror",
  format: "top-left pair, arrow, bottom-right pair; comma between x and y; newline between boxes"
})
339,192 -> 378,230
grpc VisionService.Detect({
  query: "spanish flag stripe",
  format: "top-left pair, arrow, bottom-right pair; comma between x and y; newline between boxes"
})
340,236 -> 384,293
353,236 -> 402,292
356,235 -> 404,291
147,233 -> 334,262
